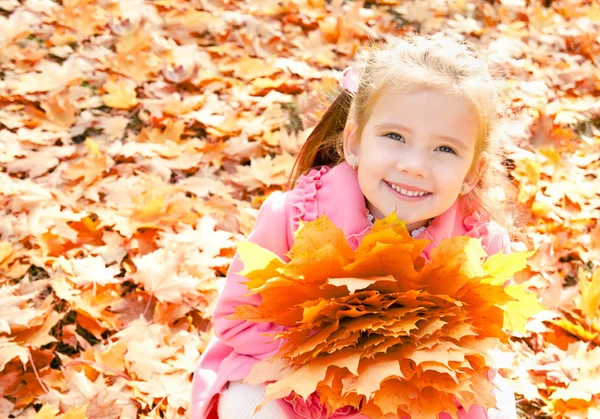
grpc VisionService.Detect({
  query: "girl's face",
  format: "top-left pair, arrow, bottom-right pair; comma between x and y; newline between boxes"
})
344,88 -> 487,232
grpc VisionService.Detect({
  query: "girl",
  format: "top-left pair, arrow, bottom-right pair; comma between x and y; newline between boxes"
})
192,35 -> 522,419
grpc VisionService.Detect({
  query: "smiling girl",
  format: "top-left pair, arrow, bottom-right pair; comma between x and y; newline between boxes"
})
192,35 -> 521,419
344,88 -> 486,235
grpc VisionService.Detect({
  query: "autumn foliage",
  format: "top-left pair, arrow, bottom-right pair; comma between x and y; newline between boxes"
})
230,214 -> 543,418
1,0 -> 599,418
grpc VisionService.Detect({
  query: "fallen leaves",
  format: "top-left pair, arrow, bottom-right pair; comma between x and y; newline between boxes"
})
101,78 -> 139,110
579,267 -> 600,321
231,213 -> 542,418
0,0 -> 599,417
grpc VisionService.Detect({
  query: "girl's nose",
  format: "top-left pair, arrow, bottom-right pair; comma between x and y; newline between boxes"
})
396,153 -> 428,178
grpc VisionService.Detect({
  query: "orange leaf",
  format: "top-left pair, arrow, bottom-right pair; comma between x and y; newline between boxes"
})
235,213 -> 538,417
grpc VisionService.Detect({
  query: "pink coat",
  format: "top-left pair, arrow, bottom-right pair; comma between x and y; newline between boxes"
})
191,162 -> 517,419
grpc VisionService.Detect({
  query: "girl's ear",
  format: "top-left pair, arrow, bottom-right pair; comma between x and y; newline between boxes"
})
342,123 -> 360,165
463,151 -> 489,192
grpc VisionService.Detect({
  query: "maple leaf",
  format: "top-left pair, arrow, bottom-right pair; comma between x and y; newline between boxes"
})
24,93 -> 77,133
0,284 -> 41,334
0,337 -> 29,371
34,404 -> 59,419
107,27 -> 161,84
14,309 -> 64,348
502,284 -> 546,333
62,140 -> 110,186
60,255 -> 122,290
232,213 -> 541,418
131,246 -> 201,304
101,77 -> 139,109
58,0 -> 109,37
6,146 -> 77,178
579,268 -> 600,321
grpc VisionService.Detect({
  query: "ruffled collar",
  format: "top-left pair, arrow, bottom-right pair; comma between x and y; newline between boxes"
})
290,161 -> 492,261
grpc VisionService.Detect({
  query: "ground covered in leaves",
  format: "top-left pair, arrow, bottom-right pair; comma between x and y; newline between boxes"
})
0,0 -> 599,418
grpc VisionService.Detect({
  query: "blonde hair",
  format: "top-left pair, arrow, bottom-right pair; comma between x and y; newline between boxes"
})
287,34 -> 527,245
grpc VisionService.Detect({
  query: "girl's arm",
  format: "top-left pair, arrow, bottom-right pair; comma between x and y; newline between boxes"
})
211,191 -> 290,358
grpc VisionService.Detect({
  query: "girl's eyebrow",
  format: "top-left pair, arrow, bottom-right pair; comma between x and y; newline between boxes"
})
374,122 -> 469,152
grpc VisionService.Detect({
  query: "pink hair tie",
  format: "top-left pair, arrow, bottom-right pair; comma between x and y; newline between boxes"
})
339,65 -> 359,94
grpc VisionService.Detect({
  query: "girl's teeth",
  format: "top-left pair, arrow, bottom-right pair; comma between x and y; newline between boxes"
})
388,182 -> 428,197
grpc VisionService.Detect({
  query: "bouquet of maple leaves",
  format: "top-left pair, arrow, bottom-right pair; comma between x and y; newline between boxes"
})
229,214 -> 543,419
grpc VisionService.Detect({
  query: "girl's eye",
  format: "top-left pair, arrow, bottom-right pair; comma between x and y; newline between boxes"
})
384,132 -> 404,142
437,145 -> 457,155
384,133 -> 457,155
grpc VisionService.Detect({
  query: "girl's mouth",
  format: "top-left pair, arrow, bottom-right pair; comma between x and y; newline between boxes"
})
385,181 -> 432,201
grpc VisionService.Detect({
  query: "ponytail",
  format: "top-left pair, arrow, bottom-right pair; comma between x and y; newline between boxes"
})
285,89 -> 354,191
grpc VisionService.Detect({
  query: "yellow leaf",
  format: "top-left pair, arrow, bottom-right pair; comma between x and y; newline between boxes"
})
503,284 -> 546,332
579,268 -> 600,320
550,318 -> 599,343
34,405 -> 59,419
85,138 -> 102,156
0,241 -> 13,264
482,250 -> 535,286
236,241 -> 284,279
60,405 -> 88,419
102,78 -> 138,109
